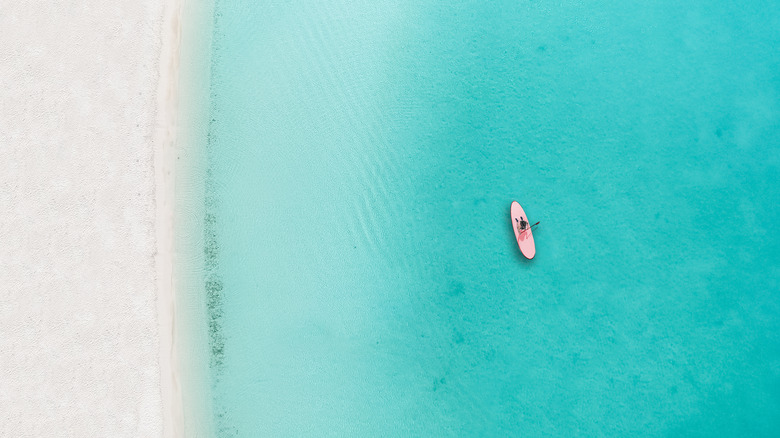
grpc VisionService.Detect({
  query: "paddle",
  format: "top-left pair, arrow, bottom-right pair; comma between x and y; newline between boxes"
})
516,221 -> 540,236
522,221 -> 540,235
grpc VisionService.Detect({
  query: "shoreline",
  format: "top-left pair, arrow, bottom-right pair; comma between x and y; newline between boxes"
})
154,0 -> 182,436
159,0 -> 218,435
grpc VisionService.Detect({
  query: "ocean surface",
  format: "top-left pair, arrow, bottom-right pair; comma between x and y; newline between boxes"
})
200,0 -> 780,436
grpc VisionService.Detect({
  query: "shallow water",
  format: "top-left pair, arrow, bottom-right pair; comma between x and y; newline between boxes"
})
202,0 -> 780,435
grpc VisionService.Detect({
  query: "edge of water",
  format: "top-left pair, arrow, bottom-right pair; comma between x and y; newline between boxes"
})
165,0 -> 217,435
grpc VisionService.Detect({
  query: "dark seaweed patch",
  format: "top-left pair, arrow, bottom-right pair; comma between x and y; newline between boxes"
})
204,168 -> 226,373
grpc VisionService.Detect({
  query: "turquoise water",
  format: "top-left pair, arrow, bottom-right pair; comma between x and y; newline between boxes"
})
202,0 -> 780,436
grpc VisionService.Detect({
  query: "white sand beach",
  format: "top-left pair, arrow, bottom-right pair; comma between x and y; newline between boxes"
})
1,1 -> 182,436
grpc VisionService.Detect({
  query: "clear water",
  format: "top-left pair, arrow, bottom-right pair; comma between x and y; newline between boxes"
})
201,0 -> 780,436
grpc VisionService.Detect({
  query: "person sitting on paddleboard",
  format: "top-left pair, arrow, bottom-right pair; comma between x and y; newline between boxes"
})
516,216 -> 529,232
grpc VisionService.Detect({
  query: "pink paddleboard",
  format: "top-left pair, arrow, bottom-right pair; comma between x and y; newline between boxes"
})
511,201 -> 535,259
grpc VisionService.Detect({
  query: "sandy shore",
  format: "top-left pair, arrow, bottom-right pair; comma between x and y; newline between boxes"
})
156,0 -> 182,436
0,1 -> 180,436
